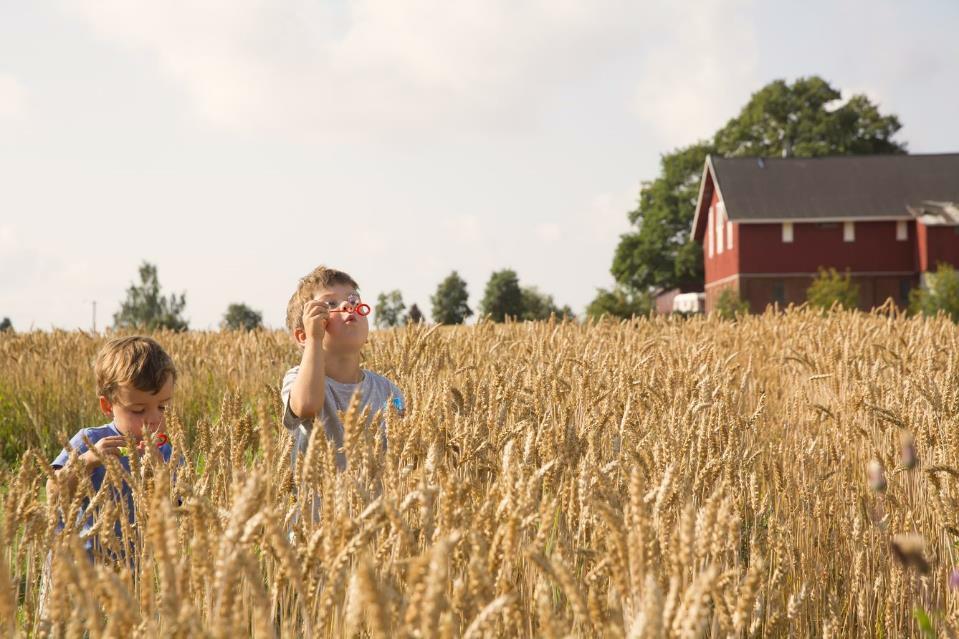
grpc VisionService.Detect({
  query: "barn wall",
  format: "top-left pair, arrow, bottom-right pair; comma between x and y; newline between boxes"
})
737,221 -> 915,273
704,274 -> 917,313
920,225 -> 959,273
703,190 -> 739,284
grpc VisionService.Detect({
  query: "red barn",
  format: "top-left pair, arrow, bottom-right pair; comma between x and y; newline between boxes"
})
690,153 -> 959,313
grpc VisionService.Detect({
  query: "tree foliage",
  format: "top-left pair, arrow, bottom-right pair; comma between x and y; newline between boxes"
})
520,287 -> 574,321
605,76 -> 906,305
479,270 -> 524,322
431,272 -> 472,325
910,263 -> 959,322
585,287 -> 651,320
374,290 -> 407,328
113,262 -> 188,332
407,303 -> 424,324
806,267 -> 860,312
0,317 -> 11,332
221,303 -> 263,331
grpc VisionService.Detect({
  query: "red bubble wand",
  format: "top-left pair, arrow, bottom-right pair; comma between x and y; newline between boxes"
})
325,294 -> 371,317
119,433 -> 169,457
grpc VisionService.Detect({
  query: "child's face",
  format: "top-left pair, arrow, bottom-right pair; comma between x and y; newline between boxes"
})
314,283 -> 370,353
99,376 -> 174,440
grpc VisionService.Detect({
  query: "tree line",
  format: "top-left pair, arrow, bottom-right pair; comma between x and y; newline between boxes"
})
377,269 -> 574,328
0,262 -> 576,333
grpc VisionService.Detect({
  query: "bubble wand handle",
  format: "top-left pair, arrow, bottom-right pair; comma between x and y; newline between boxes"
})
328,304 -> 371,316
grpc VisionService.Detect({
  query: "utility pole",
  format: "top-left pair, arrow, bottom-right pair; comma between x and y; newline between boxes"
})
92,300 -> 97,333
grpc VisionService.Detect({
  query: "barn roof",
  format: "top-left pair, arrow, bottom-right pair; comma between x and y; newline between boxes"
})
691,153 -> 959,240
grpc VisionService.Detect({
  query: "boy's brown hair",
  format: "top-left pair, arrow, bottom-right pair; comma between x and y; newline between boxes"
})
286,266 -> 360,333
95,336 -> 177,400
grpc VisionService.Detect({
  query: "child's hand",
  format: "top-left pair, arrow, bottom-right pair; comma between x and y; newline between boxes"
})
81,436 -> 126,468
302,299 -> 331,342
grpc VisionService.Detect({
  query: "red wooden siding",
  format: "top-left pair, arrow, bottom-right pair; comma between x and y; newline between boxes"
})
703,190 -> 739,284
736,221 -> 915,275
919,224 -> 959,272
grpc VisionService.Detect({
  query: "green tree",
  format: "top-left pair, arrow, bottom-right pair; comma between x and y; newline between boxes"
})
480,270 -> 524,322
806,267 -> 860,311
611,142 -> 713,295
113,262 -> 188,331
713,288 -> 750,320
520,286 -> 574,321
407,303 -> 424,324
0,317 -> 11,332
910,263 -> 959,322
431,271 -> 472,325
605,76 -> 906,304
374,290 -> 407,328
221,303 -> 263,331
714,78 -> 905,157
585,286 -> 651,320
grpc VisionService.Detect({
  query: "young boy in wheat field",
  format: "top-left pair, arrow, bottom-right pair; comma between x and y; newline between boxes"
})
39,336 -> 176,619
282,266 -> 404,473
46,336 -> 176,552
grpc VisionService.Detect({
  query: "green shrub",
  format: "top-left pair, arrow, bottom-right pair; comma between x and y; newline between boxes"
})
910,263 -> 959,321
714,288 -> 749,319
806,267 -> 860,311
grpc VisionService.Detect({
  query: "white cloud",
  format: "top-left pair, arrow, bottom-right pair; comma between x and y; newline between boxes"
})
64,0 -> 653,138
62,0 -> 762,144
632,0 -> 759,147
443,214 -> 484,244
0,73 -> 25,119
534,223 -> 561,244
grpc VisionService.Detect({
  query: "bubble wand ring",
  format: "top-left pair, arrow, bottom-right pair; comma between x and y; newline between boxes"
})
324,294 -> 372,317
329,304 -> 371,316
119,432 -> 169,457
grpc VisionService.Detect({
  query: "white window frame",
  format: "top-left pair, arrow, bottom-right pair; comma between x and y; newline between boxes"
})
707,205 -> 714,257
896,220 -> 908,241
721,202 -> 733,249
843,221 -> 855,242
716,205 -> 725,254
782,222 -> 794,243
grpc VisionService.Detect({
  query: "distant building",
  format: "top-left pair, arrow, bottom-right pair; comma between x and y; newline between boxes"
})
654,288 -> 682,314
689,153 -> 959,313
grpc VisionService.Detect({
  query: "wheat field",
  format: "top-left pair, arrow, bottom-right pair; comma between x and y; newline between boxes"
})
2,307 -> 959,637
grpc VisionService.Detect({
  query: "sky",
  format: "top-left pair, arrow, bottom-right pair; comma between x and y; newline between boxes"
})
1,0 -> 958,330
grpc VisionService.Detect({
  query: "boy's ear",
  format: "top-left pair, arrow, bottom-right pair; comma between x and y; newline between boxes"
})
98,395 -> 113,416
293,327 -> 307,346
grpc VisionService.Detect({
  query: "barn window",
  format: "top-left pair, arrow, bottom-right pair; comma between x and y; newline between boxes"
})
773,281 -> 786,306
897,221 -> 908,241
716,208 -> 724,254
899,278 -> 911,305
722,202 -> 733,249
782,222 -> 793,243
843,221 -> 855,242
707,206 -> 714,257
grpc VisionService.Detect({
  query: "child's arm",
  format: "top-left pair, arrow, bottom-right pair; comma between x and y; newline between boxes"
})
288,300 -> 329,419
47,435 -> 125,499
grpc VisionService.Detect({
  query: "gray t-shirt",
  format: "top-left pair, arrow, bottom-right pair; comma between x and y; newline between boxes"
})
281,366 -> 403,472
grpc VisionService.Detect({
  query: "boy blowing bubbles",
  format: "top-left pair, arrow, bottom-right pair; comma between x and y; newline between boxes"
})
282,266 -> 404,471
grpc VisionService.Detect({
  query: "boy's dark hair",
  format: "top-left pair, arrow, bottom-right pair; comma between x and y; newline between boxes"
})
95,336 -> 177,400
286,266 -> 360,333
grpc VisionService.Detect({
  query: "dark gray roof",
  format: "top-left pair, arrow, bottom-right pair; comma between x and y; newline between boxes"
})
712,153 -> 959,221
